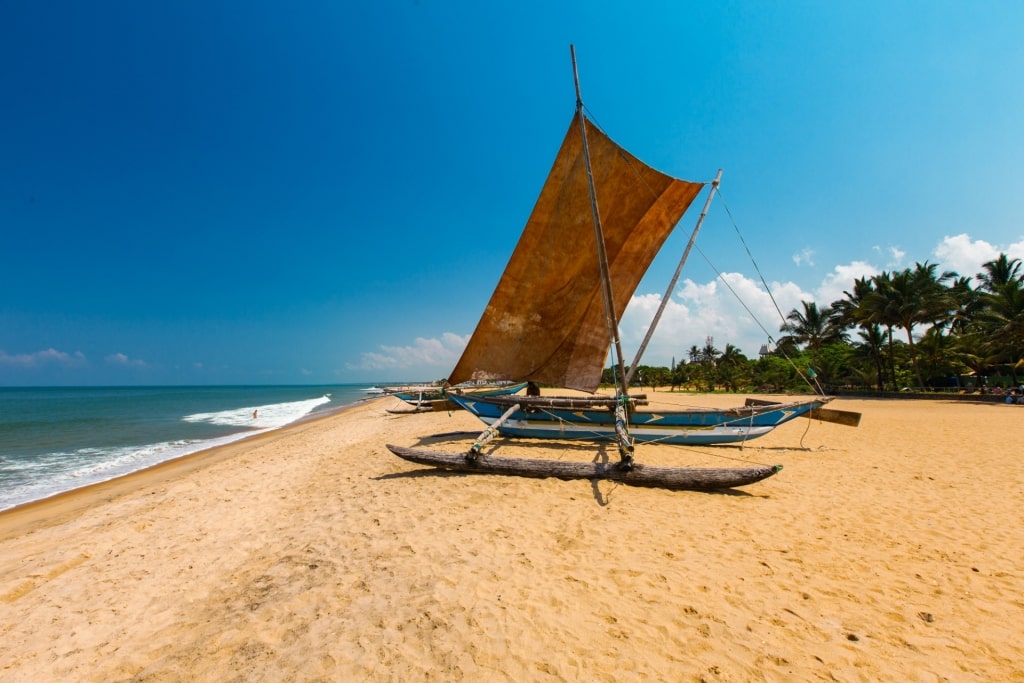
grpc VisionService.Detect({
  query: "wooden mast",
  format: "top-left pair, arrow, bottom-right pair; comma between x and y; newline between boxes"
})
570,45 -> 635,468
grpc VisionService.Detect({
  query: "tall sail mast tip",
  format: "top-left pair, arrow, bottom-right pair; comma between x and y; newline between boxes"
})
570,45 -> 583,107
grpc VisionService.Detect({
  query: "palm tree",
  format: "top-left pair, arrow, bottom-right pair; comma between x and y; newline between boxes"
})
977,279 -> 1024,384
864,263 -> 956,389
780,300 -> 846,383
779,301 -> 839,349
856,271 -> 900,389
976,253 -> 1022,292
947,275 -> 981,336
835,277 -> 886,390
689,337 -> 720,392
687,344 -> 702,364
852,324 -> 887,391
833,276 -> 875,326
716,343 -> 749,392
961,254 -> 1024,385
700,338 -> 720,364
915,327 -> 968,387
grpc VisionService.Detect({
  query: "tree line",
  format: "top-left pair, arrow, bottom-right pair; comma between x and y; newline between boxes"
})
605,253 -> 1024,394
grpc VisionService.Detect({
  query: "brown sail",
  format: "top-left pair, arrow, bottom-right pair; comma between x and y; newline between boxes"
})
448,115 -> 704,392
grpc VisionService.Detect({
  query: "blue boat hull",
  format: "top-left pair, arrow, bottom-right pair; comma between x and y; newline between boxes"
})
446,394 -> 830,446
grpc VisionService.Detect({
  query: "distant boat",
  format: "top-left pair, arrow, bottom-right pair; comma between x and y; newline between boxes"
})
387,47 -> 858,491
386,382 -> 528,413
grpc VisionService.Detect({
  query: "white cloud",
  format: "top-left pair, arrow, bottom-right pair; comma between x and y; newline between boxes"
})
872,245 -> 906,268
364,265 -> 874,373
620,231 -> 1024,366
349,332 -> 469,372
105,352 -> 147,368
792,247 -> 815,267
366,232 -> 1024,376
0,348 -> 87,368
933,233 -> 1024,280
814,260 -> 880,305
619,272 -> 816,362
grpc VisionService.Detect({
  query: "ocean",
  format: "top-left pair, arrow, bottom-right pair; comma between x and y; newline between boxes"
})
0,384 -> 384,512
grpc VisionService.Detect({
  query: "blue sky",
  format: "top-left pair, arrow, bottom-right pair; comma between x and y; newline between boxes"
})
2,1 -> 1023,386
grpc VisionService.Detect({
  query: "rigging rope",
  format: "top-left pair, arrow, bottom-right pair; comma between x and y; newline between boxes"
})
700,190 -> 826,396
716,190 -> 789,326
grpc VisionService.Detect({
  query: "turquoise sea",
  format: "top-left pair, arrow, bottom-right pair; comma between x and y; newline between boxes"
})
0,385 -> 384,511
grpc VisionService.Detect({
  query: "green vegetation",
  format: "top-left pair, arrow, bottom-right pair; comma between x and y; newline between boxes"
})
606,254 -> 1024,394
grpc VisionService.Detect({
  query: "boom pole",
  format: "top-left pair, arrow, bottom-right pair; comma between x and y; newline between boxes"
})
626,169 -> 722,387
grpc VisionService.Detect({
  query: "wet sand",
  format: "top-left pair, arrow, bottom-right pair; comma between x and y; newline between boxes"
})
1,392 -> 1022,681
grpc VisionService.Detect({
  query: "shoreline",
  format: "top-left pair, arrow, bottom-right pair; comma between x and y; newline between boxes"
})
2,392 -> 1023,680
0,398 -> 375,542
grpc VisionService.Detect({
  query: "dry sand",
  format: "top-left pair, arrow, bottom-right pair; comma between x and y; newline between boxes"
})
1,392 -> 1022,682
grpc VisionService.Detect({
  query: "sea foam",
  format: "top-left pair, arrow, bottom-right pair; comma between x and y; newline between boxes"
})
182,395 -> 331,429
0,393 -> 335,512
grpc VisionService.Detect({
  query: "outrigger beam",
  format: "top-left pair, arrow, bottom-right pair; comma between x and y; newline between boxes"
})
467,403 -> 521,461
744,398 -> 862,427
613,400 -> 635,469
473,394 -> 647,409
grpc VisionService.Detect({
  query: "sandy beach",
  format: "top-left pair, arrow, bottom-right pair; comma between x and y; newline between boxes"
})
1,392 -> 1022,681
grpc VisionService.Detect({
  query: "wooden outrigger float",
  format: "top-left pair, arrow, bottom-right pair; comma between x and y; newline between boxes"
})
386,444 -> 781,491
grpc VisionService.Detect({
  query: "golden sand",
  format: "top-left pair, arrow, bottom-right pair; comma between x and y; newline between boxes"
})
1,393 -> 1022,681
